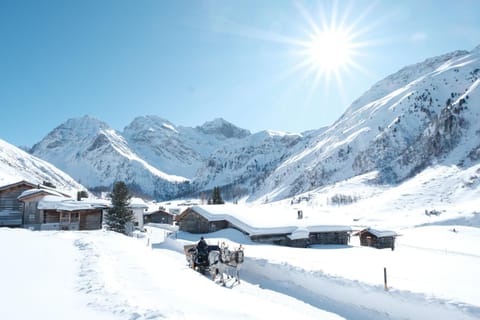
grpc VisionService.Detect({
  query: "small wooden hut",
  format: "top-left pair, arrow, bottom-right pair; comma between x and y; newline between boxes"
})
176,207 -> 230,233
358,228 -> 397,250
144,209 -> 175,225
0,181 -> 38,227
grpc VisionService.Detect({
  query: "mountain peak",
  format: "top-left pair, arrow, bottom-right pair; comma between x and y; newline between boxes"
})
125,115 -> 177,134
63,115 -> 108,131
197,118 -> 250,139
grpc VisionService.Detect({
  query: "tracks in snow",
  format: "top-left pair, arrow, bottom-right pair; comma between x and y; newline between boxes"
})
240,257 -> 480,320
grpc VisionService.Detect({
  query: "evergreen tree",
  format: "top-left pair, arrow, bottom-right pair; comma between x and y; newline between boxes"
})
106,181 -> 134,235
211,186 -> 224,205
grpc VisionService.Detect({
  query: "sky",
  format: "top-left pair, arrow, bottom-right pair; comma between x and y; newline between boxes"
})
0,0 -> 479,147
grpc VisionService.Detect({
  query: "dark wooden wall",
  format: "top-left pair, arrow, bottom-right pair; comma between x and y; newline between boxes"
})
309,231 -> 350,245
360,232 -> 395,250
79,210 -> 102,230
0,185 -> 32,226
145,211 -> 174,225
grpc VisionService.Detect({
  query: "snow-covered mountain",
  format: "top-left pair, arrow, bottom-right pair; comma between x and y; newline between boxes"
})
30,116 -> 189,199
0,138 -> 83,194
123,116 -> 250,178
27,45 -> 480,202
192,130 -> 308,199
256,45 -> 480,201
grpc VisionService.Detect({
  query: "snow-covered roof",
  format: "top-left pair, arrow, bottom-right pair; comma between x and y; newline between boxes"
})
18,188 -> 65,200
364,228 -> 397,238
288,227 -> 310,240
187,205 -> 351,237
129,197 -> 148,208
0,180 -> 37,192
37,195 -> 109,211
144,209 -> 174,216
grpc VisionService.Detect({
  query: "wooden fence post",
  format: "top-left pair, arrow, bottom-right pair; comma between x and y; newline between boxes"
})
384,267 -> 388,291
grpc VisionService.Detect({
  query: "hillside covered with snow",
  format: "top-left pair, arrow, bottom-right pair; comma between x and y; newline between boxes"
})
253,45 -> 480,201
0,138 -> 84,195
23,45 -> 480,204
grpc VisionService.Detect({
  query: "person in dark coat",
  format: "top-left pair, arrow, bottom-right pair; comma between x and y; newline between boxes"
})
197,236 -> 207,253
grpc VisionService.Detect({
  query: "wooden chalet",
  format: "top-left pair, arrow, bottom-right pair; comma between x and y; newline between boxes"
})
358,228 -> 397,250
0,181 -> 38,227
18,192 -> 107,231
0,181 -> 70,227
177,206 -> 352,247
175,207 -> 232,233
144,209 -> 176,225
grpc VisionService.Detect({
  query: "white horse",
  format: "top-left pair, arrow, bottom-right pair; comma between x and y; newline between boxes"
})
208,243 -> 244,286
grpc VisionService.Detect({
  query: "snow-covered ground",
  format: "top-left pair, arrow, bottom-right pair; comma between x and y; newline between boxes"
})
1,217 -> 479,319
0,228 -> 341,320
2,163 -> 480,320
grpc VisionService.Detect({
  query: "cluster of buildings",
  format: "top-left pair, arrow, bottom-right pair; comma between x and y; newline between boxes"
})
0,180 -> 396,250
0,180 -> 149,231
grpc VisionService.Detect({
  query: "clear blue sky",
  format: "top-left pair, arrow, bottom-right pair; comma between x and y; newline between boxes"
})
1,0 -> 479,147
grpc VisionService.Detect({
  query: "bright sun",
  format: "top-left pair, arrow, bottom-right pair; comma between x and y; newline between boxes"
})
306,29 -> 354,74
291,1 -> 372,90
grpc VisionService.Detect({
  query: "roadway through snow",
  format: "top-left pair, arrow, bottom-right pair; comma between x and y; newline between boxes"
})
62,226 -> 480,320
156,230 -> 480,320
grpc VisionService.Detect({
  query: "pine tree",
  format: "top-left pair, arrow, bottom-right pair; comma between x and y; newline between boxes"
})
211,186 -> 224,205
106,181 -> 134,235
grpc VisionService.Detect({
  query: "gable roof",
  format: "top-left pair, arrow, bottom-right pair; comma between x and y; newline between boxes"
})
0,180 -> 72,198
0,180 -> 37,192
18,188 -> 65,201
361,228 -> 397,238
145,209 -> 175,217
37,195 -> 109,212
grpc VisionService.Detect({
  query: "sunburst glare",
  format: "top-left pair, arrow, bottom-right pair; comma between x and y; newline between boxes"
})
291,0 -> 378,98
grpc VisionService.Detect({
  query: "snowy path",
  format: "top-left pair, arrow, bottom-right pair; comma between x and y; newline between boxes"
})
241,257 -> 479,320
158,227 -> 480,320
72,231 -> 343,320
1,227 -> 479,320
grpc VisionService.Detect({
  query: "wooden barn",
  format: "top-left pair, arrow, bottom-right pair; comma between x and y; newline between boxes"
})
251,226 -> 352,248
308,226 -> 351,246
358,228 -> 397,250
176,207 -> 231,233
144,209 -> 176,225
0,181 -> 38,227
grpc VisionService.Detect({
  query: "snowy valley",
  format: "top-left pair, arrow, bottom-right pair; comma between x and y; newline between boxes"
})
1,45 -> 480,319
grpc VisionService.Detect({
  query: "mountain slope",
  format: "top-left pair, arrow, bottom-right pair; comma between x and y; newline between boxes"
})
123,116 -> 251,178
30,116 -> 188,199
254,46 -> 480,201
26,45 -> 480,202
0,138 -> 83,193
192,130 -> 309,199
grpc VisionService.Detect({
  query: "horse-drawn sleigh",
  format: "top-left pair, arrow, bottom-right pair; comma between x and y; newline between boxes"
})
184,241 -> 244,286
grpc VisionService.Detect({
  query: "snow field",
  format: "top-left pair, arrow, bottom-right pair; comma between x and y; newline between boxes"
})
164,226 -> 480,320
